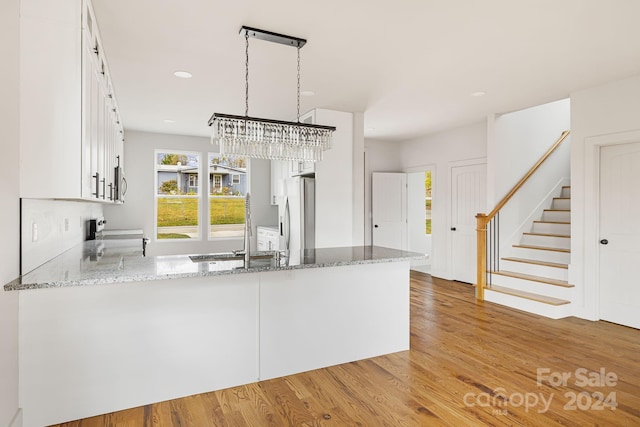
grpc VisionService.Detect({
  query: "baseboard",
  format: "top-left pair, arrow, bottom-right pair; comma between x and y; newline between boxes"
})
7,408 -> 22,427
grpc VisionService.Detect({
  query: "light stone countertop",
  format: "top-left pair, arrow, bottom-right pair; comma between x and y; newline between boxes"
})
4,239 -> 424,291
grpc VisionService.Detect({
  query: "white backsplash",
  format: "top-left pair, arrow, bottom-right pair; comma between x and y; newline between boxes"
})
21,199 -> 104,274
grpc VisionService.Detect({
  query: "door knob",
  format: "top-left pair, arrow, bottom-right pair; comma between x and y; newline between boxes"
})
374,224 -> 379,228
600,239 -> 608,245
451,227 -> 457,231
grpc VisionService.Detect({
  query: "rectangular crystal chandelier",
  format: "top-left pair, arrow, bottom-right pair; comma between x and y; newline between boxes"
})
209,113 -> 335,162
209,27 -> 336,162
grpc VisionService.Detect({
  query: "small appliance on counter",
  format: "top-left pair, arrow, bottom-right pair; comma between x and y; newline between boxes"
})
101,228 -> 149,257
86,218 -> 149,256
87,217 -> 107,240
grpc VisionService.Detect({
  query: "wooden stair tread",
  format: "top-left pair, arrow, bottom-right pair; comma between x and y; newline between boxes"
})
490,270 -> 574,287
533,220 -> 570,224
543,209 -> 570,212
513,244 -> 570,253
523,232 -> 570,238
487,285 -> 571,306
501,257 -> 568,269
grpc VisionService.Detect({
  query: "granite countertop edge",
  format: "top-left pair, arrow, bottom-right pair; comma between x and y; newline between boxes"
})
4,250 -> 424,291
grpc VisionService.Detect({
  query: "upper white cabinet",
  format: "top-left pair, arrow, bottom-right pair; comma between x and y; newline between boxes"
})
20,0 -> 124,202
269,160 -> 288,206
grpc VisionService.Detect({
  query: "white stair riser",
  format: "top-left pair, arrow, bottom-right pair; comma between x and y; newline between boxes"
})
521,234 -> 571,249
531,222 -> 570,234
552,198 -> 571,210
511,246 -> 571,264
485,291 -> 573,319
489,275 -> 573,300
498,260 -> 569,281
542,210 -> 571,222
561,187 -> 571,198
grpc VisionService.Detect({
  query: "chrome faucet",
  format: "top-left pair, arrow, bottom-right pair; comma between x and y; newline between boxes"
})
243,193 -> 252,268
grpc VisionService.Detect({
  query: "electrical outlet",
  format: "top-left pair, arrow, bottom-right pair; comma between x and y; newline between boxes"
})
32,222 -> 38,242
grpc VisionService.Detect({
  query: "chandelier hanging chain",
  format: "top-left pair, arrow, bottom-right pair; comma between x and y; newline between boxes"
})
297,43 -> 301,123
245,30 -> 250,117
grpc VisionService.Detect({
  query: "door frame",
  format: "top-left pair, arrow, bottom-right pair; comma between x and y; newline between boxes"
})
447,157 -> 486,281
584,129 -> 640,321
404,164 -> 437,271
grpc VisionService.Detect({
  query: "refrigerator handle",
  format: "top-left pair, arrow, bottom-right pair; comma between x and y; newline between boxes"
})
284,197 -> 291,250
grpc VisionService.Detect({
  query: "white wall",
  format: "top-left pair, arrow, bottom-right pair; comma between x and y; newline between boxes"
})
314,109 -> 354,248
489,99 -> 570,254
0,0 -> 21,425
570,75 -> 640,320
400,121 -> 487,279
103,130 -> 277,256
21,199 -> 104,273
352,112 -> 365,245
364,139 -> 403,245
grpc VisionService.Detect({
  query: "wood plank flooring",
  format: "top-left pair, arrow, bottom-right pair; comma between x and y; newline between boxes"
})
51,272 -> 640,426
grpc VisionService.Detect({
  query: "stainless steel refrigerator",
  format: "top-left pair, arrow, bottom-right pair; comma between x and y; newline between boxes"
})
279,176 -> 315,260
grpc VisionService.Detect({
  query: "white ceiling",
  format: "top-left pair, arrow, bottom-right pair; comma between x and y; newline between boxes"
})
91,0 -> 640,142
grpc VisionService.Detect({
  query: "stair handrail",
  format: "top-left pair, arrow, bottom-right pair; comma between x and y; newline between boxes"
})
475,130 -> 570,300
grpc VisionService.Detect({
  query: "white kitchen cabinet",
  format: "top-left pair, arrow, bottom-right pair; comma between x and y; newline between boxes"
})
269,160 -> 289,205
20,0 -> 124,202
257,226 -> 280,251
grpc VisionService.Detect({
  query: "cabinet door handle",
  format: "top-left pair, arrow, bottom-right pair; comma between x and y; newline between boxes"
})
93,173 -> 100,198
101,179 -> 106,199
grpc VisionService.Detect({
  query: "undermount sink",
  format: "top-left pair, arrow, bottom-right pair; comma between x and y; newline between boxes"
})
189,252 -> 277,263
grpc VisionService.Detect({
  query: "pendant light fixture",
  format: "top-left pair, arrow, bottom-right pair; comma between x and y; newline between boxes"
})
208,26 -> 336,162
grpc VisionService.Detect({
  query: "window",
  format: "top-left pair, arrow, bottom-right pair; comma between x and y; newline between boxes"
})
155,151 -> 200,240
188,174 -> 198,190
209,154 -> 247,239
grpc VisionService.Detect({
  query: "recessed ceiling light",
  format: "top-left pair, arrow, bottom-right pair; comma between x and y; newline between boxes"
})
301,90 -> 315,96
471,91 -> 486,97
174,71 -> 193,79
163,119 -> 176,123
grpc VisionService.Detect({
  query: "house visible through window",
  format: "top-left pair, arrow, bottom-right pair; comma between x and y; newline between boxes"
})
155,151 -> 200,240
209,154 -> 247,239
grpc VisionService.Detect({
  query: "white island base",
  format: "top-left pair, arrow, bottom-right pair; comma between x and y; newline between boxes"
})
19,261 -> 410,427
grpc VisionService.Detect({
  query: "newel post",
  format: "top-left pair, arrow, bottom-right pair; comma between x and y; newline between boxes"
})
476,213 -> 487,301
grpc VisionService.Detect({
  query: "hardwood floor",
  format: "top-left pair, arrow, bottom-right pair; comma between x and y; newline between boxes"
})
52,272 -> 640,426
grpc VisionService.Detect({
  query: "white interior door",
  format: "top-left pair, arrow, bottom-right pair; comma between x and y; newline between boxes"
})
599,141 -> 640,329
372,173 -> 407,250
451,163 -> 486,284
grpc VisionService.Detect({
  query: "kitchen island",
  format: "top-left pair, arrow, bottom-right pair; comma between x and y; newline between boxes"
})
6,240 -> 422,427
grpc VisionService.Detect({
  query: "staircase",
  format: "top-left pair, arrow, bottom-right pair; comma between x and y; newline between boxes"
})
484,186 -> 573,319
